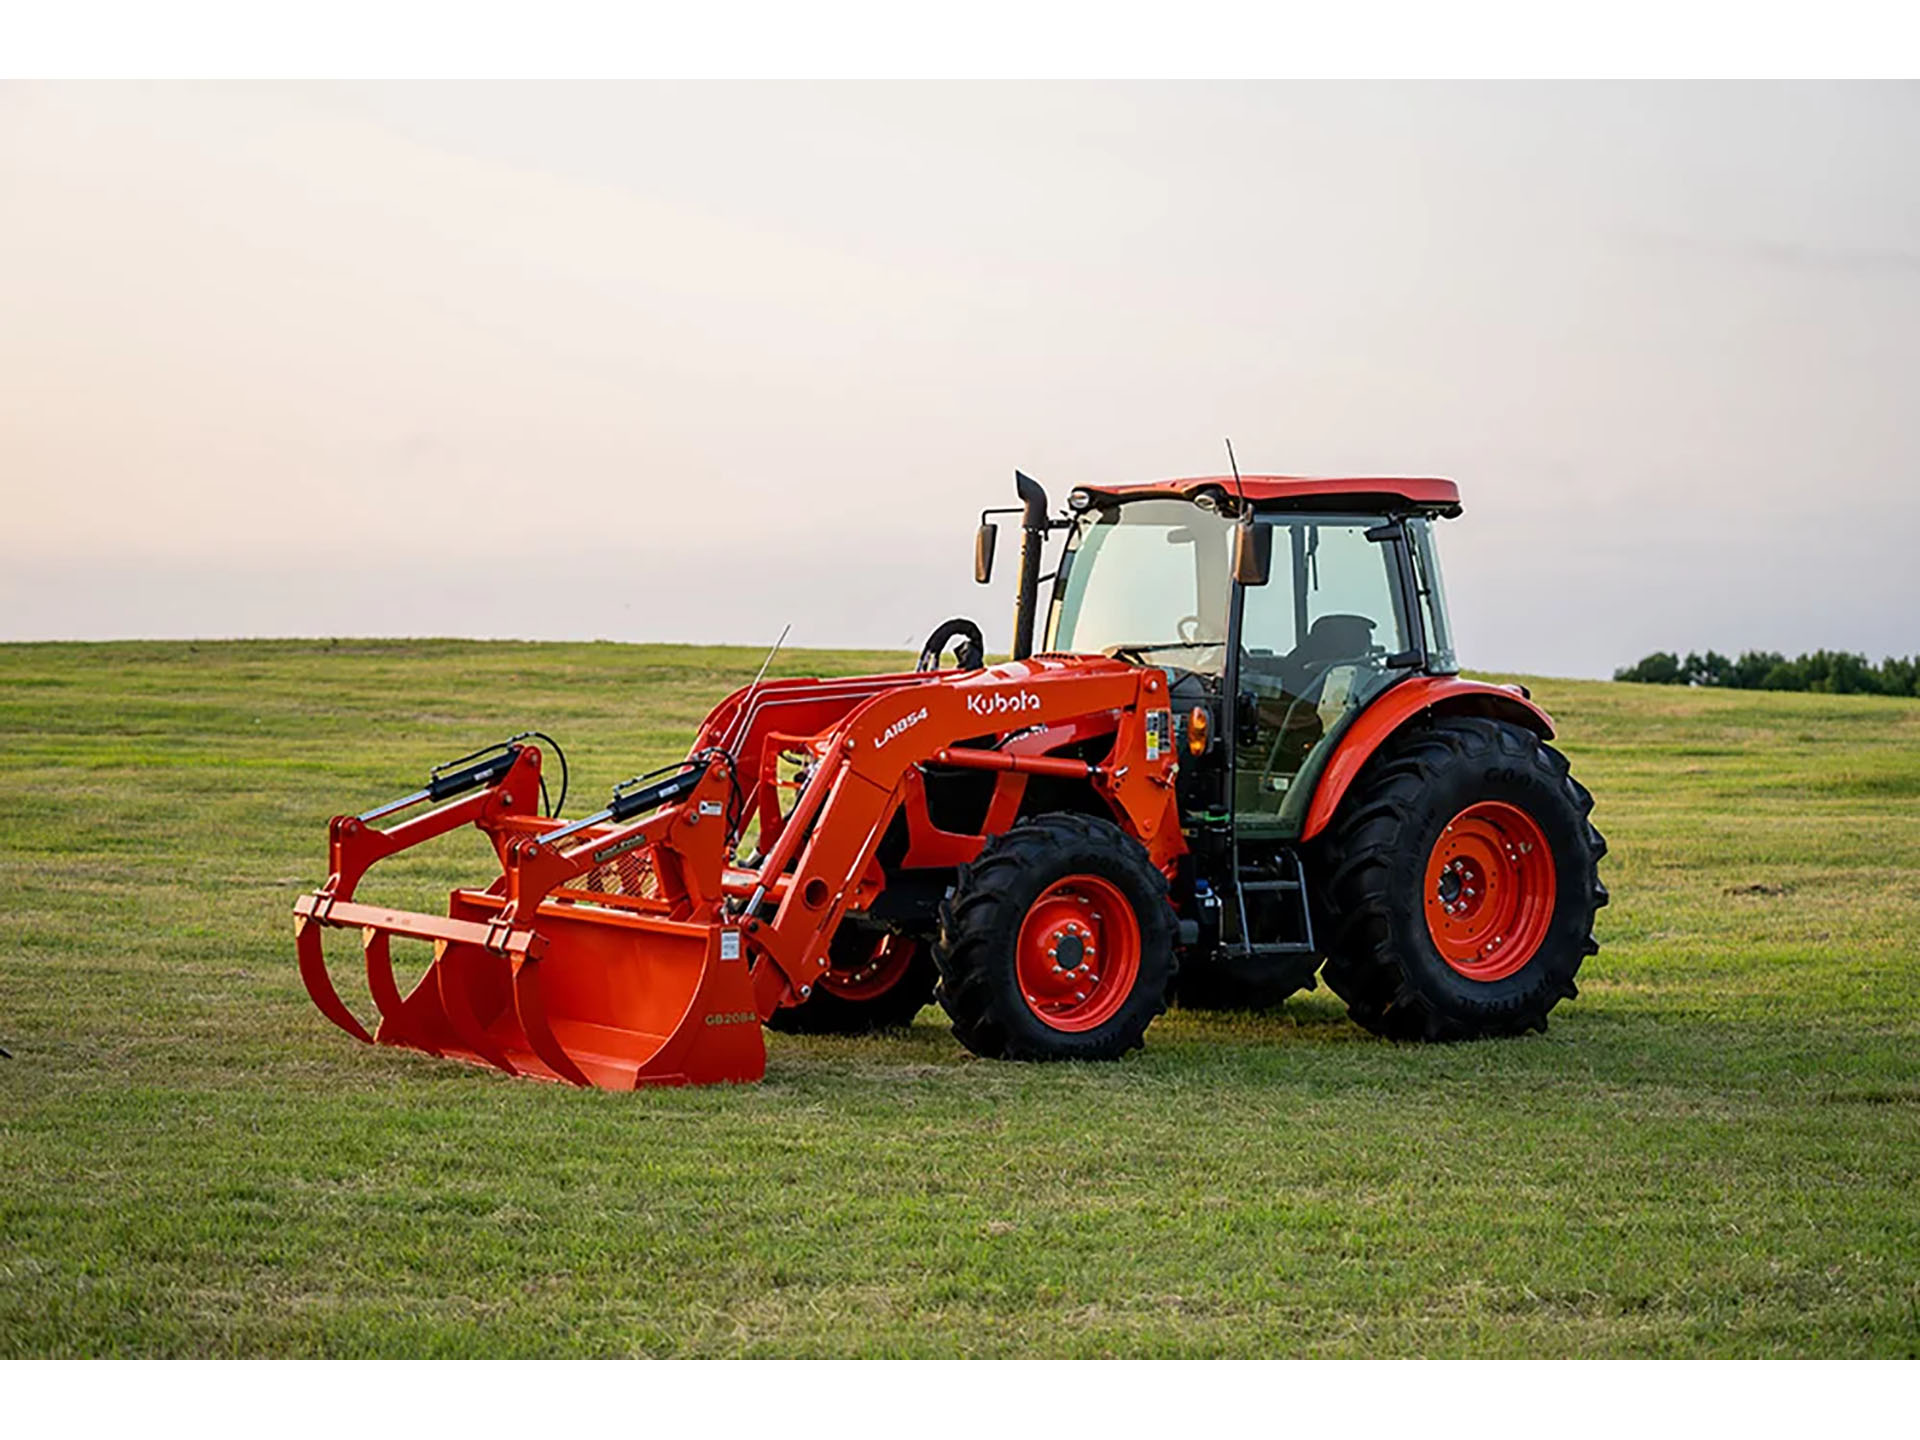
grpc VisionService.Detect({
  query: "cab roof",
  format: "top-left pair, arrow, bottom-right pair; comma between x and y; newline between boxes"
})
1082,474 -> 1461,516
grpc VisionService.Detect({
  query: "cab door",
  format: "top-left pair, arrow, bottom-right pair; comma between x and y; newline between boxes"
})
1232,517 -> 1415,835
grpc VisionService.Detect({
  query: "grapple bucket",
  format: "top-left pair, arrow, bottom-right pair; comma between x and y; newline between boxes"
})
294,898 -> 763,1087
292,741 -> 766,1089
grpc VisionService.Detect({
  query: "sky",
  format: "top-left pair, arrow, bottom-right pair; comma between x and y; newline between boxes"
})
2,81 -> 1917,677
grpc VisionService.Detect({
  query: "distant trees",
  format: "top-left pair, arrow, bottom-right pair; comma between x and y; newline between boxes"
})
1614,649 -> 1920,697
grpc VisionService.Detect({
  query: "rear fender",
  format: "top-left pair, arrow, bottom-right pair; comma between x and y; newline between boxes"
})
1299,677 -> 1555,843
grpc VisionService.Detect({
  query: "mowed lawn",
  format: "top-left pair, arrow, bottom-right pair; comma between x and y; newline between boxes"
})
2,639 -> 1916,1358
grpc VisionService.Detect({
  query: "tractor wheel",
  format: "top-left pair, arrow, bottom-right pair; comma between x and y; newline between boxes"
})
1318,717 -> 1607,1041
933,813 -> 1177,1061
766,926 -> 936,1034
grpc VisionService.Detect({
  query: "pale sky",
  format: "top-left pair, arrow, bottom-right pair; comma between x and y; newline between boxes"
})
3,81 -> 1916,677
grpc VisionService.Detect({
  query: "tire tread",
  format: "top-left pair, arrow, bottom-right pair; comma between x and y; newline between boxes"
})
1318,717 -> 1606,1041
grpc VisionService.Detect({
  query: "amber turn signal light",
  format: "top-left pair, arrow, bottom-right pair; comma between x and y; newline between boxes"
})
1187,705 -> 1210,755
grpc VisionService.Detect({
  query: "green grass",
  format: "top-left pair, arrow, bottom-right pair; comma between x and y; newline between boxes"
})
3,639 -> 1917,1357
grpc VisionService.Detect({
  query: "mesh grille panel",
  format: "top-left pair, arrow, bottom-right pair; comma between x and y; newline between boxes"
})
580,846 -> 660,899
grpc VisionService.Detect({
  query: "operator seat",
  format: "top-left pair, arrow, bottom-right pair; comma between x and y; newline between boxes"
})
1244,614 -> 1383,794
1278,613 -> 1378,696
1241,613 -> 1381,697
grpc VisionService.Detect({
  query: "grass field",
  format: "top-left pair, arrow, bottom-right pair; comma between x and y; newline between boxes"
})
2,639 -> 1917,1357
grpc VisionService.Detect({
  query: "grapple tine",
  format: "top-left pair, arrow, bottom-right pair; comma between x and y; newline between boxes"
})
364,927 -> 443,1056
510,959 -> 592,1088
363,927 -> 406,1021
294,915 -> 373,1044
433,941 -> 521,1076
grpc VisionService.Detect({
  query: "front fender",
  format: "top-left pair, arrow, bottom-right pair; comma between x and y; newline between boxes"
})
1299,676 -> 1555,842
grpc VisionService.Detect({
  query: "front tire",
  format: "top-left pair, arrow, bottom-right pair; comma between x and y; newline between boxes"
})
934,814 -> 1177,1061
1319,717 -> 1607,1040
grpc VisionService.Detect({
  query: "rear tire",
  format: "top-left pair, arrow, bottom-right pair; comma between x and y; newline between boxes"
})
766,927 -> 936,1034
934,813 -> 1176,1061
1318,717 -> 1606,1041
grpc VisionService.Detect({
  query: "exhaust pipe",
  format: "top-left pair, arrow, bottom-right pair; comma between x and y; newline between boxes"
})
1011,470 -> 1049,660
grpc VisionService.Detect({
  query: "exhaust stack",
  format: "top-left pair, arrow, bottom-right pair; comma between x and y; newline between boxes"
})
1011,470 -> 1050,660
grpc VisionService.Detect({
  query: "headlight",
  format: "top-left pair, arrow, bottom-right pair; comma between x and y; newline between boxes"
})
1067,488 -> 1093,512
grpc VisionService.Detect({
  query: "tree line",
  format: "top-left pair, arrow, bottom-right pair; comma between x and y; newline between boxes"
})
1613,649 -> 1920,696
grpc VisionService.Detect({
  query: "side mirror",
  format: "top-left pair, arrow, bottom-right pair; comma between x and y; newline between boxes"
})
974,522 -> 998,584
1232,518 -> 1272,586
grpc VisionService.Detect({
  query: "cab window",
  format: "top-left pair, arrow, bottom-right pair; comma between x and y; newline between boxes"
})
1235,517 -> 1411,831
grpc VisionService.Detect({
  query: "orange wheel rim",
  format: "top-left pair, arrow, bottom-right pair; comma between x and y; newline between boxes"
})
1424,801 -> 1556,981
818,933 -> 916,1002
1015,874 -> 1141,1032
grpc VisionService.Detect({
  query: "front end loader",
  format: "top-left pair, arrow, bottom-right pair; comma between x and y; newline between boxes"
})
293,470 -> 1606,1086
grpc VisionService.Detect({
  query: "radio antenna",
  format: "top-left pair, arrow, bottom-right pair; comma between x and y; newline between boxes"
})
735,622 -> 791,743
745,623 -> 790,696
1224,437 -> 1250,512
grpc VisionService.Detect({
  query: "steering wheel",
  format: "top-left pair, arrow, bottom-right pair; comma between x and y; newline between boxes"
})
917,618 -> 986,672
1177,614 -> 1204,643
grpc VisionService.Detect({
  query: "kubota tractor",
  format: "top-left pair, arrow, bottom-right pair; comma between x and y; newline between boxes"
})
294,471 -> 1606,1087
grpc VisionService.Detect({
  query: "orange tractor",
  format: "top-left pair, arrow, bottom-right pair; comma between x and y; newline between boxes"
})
294,472 -> 1606,1087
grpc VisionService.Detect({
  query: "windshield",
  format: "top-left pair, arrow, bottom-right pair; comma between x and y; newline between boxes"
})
1046,499 -> 1235,673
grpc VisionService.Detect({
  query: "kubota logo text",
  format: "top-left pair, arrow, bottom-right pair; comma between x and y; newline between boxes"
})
966,690 -> 1042,718
875,706 -> 930,748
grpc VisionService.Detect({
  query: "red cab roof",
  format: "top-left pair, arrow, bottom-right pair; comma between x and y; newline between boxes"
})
1084,474 -> 1461,515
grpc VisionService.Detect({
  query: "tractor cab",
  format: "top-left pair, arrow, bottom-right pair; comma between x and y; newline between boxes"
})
1036,476 -> 1461,839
